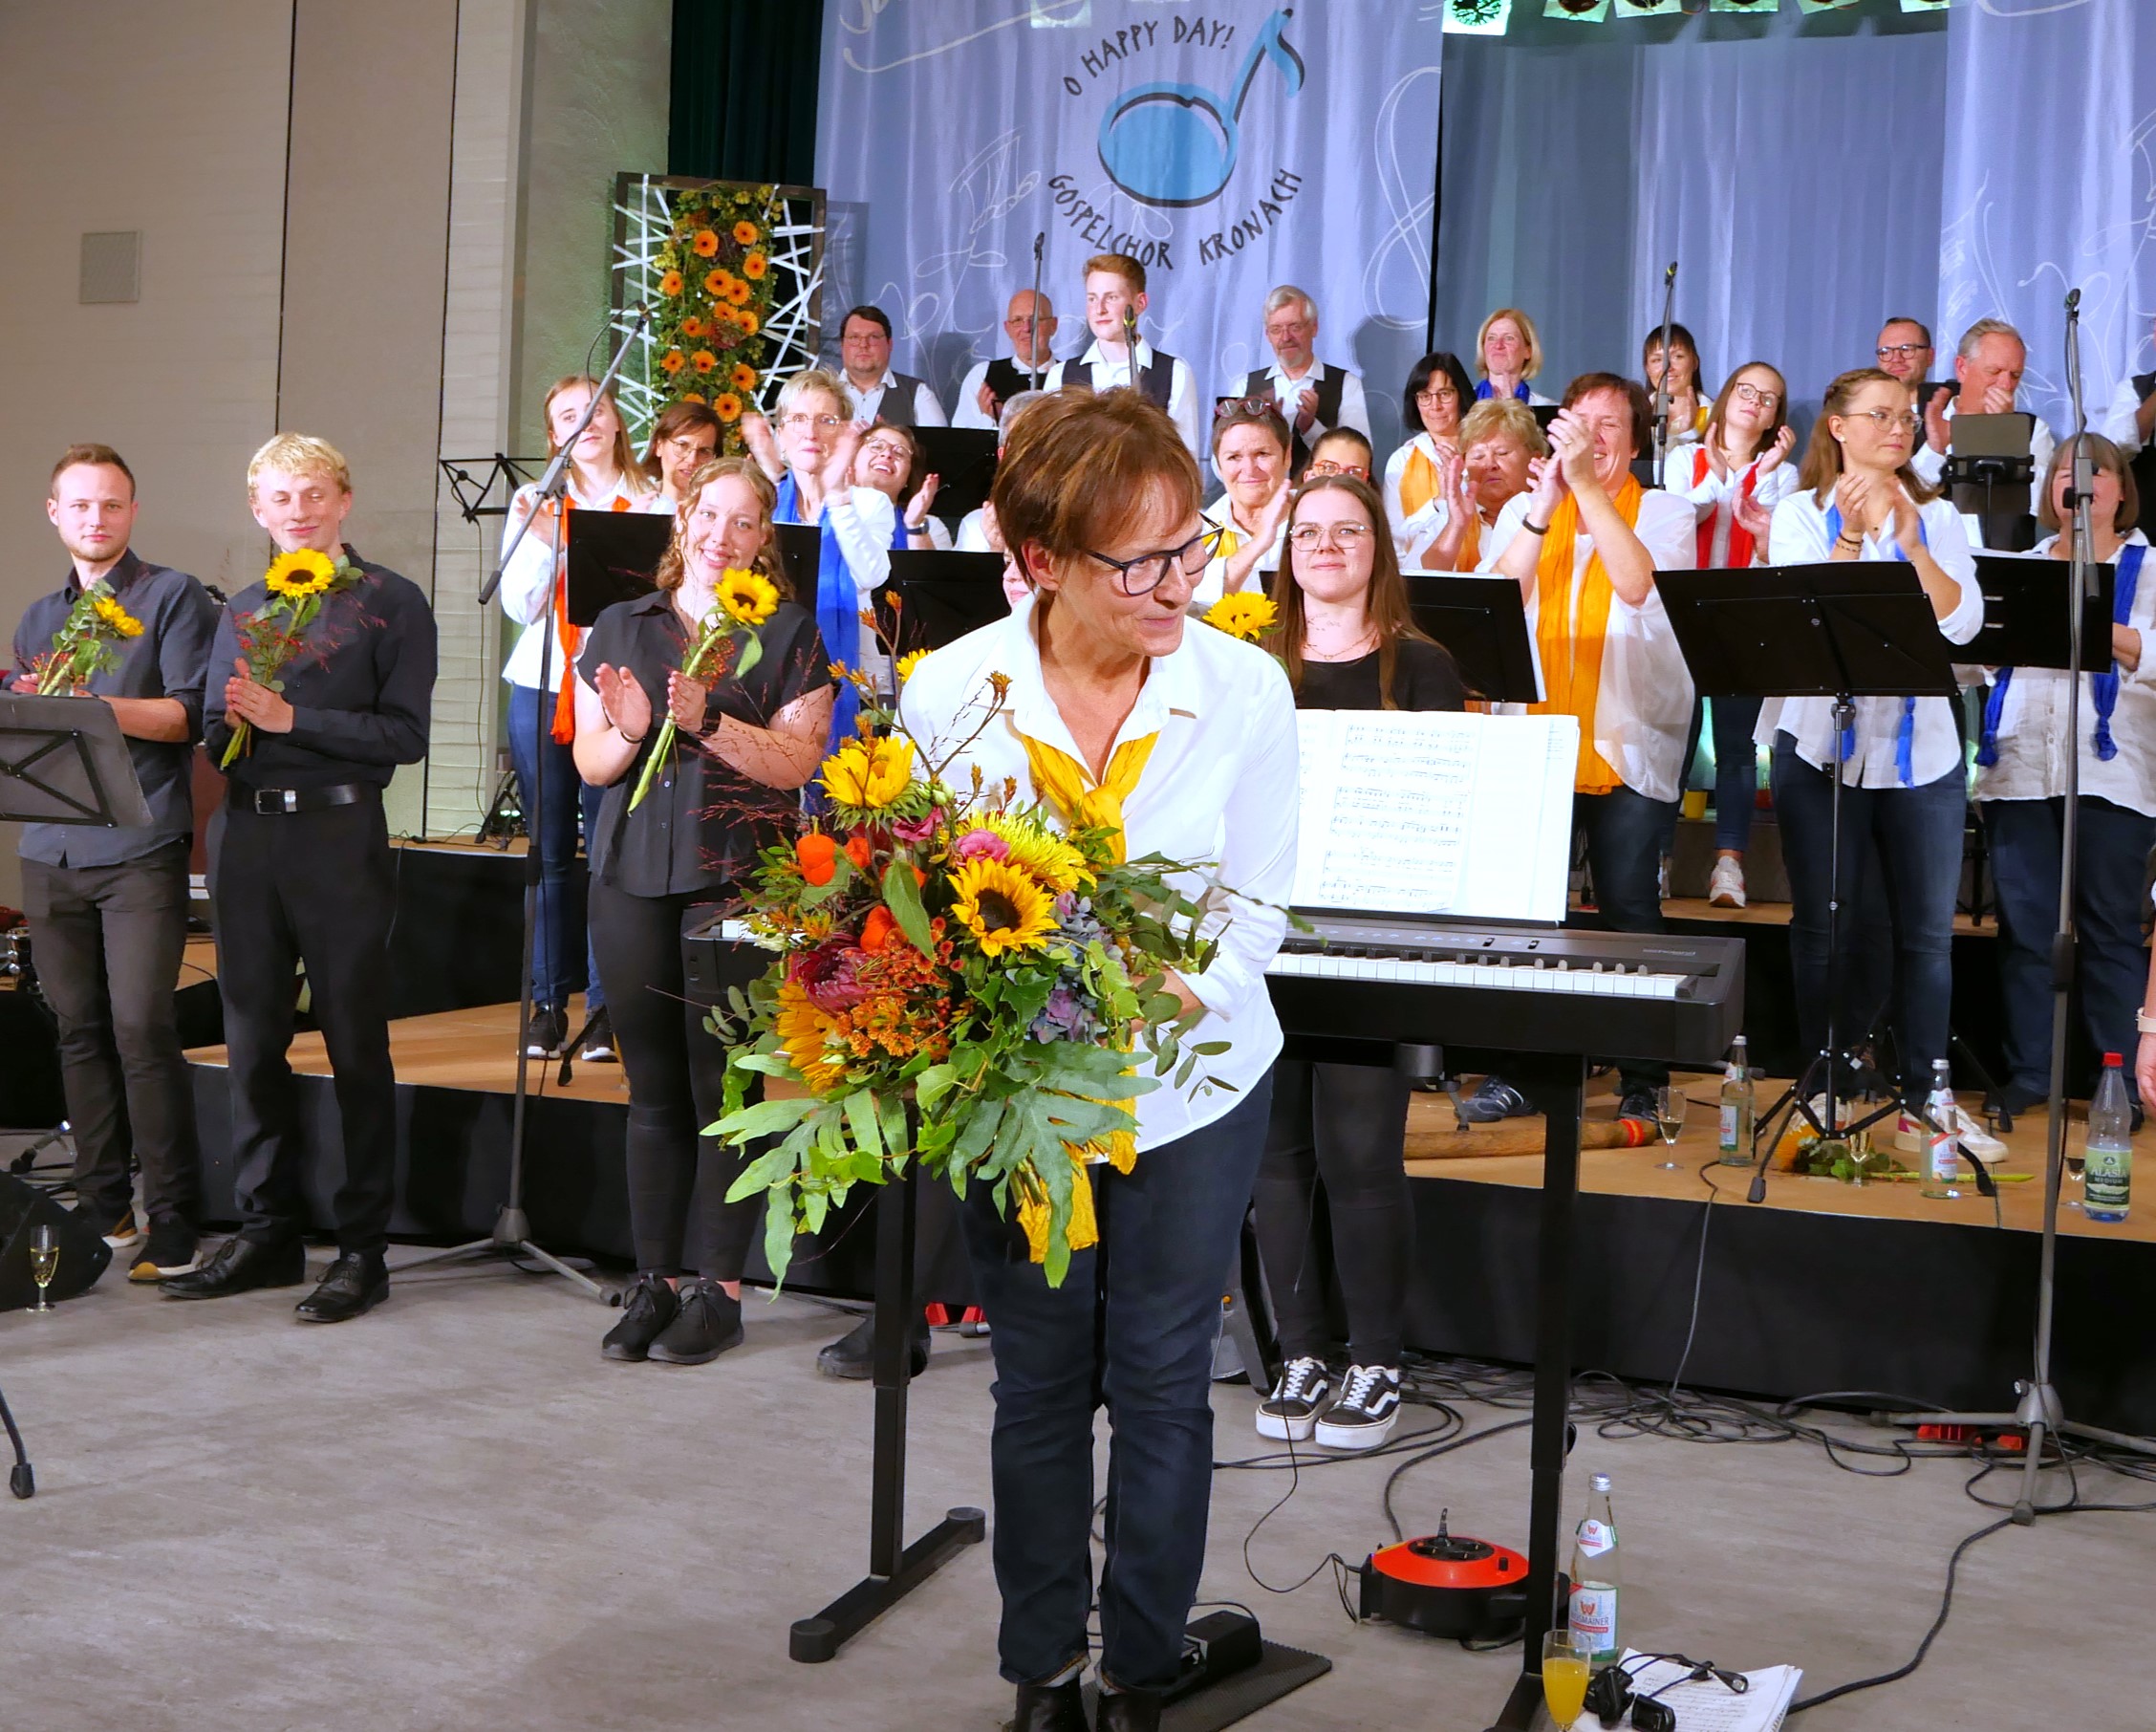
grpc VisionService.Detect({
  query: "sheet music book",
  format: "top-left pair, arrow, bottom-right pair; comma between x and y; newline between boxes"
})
1291,710 -> 1578,922
1568,1652 -> 1800,1732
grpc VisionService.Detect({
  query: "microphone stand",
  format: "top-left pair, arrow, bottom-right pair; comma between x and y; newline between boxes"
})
394,307 -> 649,1304
1650,261 -> 1678,473
1026,231 -> 1046,392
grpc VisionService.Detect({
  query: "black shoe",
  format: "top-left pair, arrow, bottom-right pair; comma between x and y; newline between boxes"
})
816,1311 -> 931,1380
524,1004 -> 567,1058
294,1250 -> 389,1323
1617,1087 -> 1657,1125
602,1270 -> 679,1362
1994,1081 -> 2049,1116
1011,1678 -> 1088,1732
1097,1687 -> 1163,1731
577,1006 -> 617,1063
1455,1075 -> 1531,1124
160,1235 -> 306,1299
648,1278 -> 744,1365
129,1220 -> 204,1284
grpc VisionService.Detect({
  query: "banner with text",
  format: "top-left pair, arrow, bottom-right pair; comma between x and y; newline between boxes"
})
815,1 -> 1443,454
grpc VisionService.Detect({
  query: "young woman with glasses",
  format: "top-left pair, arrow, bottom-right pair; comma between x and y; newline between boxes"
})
851,420 -> 949,549
1383,352 -> 1476,559
1760,368 -> 1980,1104
1304,425 -> 1372,484
1663,361 -> 1799,907
641,401 -> 722,508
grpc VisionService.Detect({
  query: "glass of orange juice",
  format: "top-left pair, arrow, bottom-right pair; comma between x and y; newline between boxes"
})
1542,1628 -> 1591,1727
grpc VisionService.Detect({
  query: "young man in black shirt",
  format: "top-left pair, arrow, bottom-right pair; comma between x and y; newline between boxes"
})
162,435 -> 437,1323
10,444 -> 217,1280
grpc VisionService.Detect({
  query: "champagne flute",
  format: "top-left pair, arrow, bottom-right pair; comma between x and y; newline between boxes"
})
1653,1084 -> 1686,1170
1542,1628 -> 1591,1728
30,1224 -> 58,1313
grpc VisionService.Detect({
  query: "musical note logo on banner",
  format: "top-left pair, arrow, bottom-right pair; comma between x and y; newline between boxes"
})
1096,9 -> 1305,207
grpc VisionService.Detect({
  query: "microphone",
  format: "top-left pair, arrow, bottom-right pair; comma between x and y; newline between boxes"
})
1032,230 -> 1045,263
1664,261 -> 1677,287
2065,286 -> 2082,316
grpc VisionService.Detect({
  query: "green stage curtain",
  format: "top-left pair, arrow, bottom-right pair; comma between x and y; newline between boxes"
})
670,0 -> 825,185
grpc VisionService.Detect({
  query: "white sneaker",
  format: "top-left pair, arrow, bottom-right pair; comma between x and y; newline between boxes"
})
1953,1105 -> 2007,1164
1708,855 -> 1747,909
1315,1364 -> 1402,1451
1256,1356 -> 1330,1442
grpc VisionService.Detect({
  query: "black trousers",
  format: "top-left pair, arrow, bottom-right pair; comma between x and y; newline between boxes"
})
20,841 -> 201,1228
1253,1059 -> 1414,1368
589,880 -> 758,1280
210,796 -> 398,1254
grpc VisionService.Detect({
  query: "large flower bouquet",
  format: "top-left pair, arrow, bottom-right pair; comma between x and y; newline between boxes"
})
651,184 -> 785,444
713,668 -> 1235,1288
221,548 -> 358,767
32,582 -> 142,694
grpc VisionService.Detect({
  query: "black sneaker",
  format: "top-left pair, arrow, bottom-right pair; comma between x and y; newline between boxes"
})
1617,1087 -> 1657,1125
1316,1364 -> 1402,1451
100,1208 -> 145,1251
601,1270 -> 679,1362
1455,1076 -> 1532,1124
577,1007 -> 617,1063
1255,1355 -> 1331,1442
129,1220 -> 204,1284
524,1004 -> 567,1058
648,1279 -> 744,1365
816,1312 -> 930,1380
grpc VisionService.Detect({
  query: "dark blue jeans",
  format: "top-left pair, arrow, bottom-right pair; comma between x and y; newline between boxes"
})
1578,785 -> 1678,1093
507,682 -> 606,1012
1678,695 -> 1766,854
1983,795 -> 2156,1100
1771,736 -> 1965,1087
959,1076 -> 1274,1692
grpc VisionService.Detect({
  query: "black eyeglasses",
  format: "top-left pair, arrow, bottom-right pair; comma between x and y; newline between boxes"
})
1876,343 -> 1929,360
1083,527 -> 1227,595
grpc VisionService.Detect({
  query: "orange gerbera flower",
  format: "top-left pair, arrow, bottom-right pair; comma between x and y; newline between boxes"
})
680,315 -> 707,339
658,270 -> 684,297
714,393 -> 743,422
703,269 -> 728,296
690,349 -> 718,374
742,251 -> 768,280
725,278 -> 752,306
680,392 -> 706,405
735,309 -> 760,336
692,228 -> 720,258
733,220 -> 759,246
659,349 -> 686,375
731,362 -> 758,392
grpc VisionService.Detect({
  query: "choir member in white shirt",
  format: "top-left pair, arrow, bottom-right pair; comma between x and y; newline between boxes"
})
1231,286 -> 1371,470
640,400 -> 721,508
1912,318 -> 2055,518
852,421 -> 950,549
899,387 -> 1295,1731
1409,396 -> 1546,573
834,304 -> 948,428
1382,352 -> 1475,559
1460,375 -> 1697,1127
1974,436 -> 2156,1115
498,375 -> 657,1059
1643,322 -> 1710,451
2099,314 -> 2156,536
952,291 -> 1060,430
1761,368 -> 1982,1098
1661,361 -> 1799,908
956,390 -> 1046,555
1473,307 -> 1555,407
1043,251 -> 1202,460
1195,402 -> 1291,611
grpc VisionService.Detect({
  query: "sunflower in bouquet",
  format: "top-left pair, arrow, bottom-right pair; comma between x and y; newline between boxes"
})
711,666 -> 1242,1288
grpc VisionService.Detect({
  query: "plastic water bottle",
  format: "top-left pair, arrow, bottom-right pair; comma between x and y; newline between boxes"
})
1919,1059 -> 1960,1200
1718,1036 -> 1755,1166
1567,1472 -> 1620,1665
2084,1053 -> 2133,1223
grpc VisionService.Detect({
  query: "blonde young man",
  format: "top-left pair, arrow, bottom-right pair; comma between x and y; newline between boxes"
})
1043,253 -> 1201,460
162,436 -> 436,1323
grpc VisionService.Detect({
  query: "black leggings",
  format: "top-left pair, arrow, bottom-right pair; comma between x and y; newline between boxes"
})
589,881 -> 756,1280
1252,1059 -> 1414,1368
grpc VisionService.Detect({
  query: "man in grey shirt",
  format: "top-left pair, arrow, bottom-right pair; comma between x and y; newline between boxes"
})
10,444 -> 217,1281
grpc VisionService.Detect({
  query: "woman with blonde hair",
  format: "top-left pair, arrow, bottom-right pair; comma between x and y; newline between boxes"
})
498,374 -> 656,1062
1415,396 -> 1547,572
573,455 -> 833,1366
1474,307 -> 1553,406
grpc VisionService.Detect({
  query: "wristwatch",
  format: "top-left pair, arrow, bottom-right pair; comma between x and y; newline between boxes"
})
2137,1010 -> 2156,1035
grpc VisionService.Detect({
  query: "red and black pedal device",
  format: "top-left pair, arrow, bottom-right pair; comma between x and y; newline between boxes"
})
1358,1510 -> 1533,1642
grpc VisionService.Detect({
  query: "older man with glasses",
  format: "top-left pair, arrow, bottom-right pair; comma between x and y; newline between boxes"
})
954,291 -> 1060,430
1230,285 -> 1370,471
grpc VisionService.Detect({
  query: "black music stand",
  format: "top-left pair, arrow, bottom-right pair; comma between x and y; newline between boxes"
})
1968,553 -> 2116,670
1402,575 -> 1543,704
0,693 -> 153,830
909,427 -> 998,525
878,551 -> 1011,658
1655,562 -> 1961,1150
771,522 -> 826,618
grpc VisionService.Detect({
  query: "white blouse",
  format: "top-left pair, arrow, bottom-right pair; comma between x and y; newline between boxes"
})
1660,444 -> 1800,569
499,472 -> 659,691
897,594 -> 1298,1151
1757,491 -> 1983,789
1193,493 -> 1284,613
1973,530 -> 2156,814
1383,432 -> 1453,561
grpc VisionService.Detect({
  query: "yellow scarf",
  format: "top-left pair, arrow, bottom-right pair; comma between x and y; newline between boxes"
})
1021,732 -> 1157,863
1399,442 -> 1440,520
1531,475 -> 1644,795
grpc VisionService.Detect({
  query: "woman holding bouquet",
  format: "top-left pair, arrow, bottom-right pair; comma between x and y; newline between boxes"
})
572,456 -> 833,1365
902,389 -> 1299,1732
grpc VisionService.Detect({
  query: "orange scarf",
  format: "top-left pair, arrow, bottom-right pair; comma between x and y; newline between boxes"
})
1397,441 -> 1440,520
548,493 -> 636,743
1455,509 -> 1481,573
1530,475 -> 1644,795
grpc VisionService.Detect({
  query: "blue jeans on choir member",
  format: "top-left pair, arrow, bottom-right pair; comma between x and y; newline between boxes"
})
507,682 -> 606,1013
1711,695 -> 1765,854
1983,795 -> 2156,1102
958,1076 -> 1274,1694
1577,785 -> 1678,1093
1771,736 -> 1964,1088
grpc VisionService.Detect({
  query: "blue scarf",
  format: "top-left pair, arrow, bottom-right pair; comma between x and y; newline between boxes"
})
1977,541 -> 2145,768
1476,379 -> 1531,403
774,475 -> 908,750
1826,504 -> 1930,787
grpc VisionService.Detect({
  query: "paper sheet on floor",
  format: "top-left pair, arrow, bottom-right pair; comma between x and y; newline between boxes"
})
1563,1650 -> 1800,1732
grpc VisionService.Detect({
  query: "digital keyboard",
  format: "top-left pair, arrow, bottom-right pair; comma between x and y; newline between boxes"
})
1266,912 -> 1745,1069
